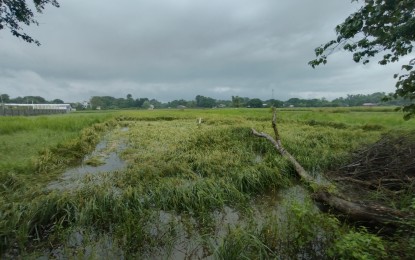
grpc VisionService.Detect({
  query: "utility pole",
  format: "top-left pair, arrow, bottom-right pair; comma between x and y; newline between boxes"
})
272,89 -> 274,100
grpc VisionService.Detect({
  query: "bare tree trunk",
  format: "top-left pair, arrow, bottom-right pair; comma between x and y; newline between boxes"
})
252,108 -> 411,227
313,191 -> 408,226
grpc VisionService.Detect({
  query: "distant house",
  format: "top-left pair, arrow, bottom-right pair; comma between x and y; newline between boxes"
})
362,103 -> 377,107
177,105 -> 187,109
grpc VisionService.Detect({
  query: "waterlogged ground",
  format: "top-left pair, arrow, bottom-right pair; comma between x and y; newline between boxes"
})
34,116 -> 345,258
2,109 -> 415,259
47,129 -> 128,192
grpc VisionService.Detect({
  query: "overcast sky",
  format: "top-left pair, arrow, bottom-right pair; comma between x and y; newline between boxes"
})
0,0 -> 408,103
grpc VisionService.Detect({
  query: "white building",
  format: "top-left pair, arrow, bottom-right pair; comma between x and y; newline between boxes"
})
3,103 -> 72,113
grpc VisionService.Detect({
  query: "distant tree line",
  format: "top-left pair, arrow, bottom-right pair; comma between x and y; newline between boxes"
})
88,95 -> 162,110
1,92 -> 411,110
0,94 -> 64,104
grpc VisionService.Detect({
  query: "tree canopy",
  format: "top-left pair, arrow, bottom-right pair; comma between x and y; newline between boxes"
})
309,0 -> 415,119
0,0 -> 60,45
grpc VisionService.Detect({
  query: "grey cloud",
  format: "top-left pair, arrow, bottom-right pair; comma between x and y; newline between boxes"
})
0,0 -> 401,102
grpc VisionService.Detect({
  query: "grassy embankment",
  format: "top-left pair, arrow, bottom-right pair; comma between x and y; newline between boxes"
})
1,107 -> 414,259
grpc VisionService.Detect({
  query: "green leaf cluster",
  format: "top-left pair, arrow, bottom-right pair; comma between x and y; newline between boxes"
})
330,228 -> 387,260
0,0 -> 60,45
309,0 -> 415,119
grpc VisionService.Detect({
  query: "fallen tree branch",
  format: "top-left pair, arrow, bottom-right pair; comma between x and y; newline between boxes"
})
251,128 -> 313,183
252,108 -> 411,227
313,191 -> 408,226
252,108 -> 313,183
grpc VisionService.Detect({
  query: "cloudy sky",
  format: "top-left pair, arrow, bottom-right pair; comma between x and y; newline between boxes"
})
0,0 -> 408,103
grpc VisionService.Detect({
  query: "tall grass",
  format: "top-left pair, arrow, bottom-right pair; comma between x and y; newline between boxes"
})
0,113 -> 115,175
1,108 -> 414,258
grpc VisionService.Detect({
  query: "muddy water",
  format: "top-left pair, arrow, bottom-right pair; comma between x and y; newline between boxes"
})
43,124 -> 328,258
47,139 -> 127,191
146,185 -> 314,259
43,182 -> 324,259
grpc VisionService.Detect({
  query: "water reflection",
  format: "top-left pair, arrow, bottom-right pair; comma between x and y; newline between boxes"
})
47,140 -> 126,191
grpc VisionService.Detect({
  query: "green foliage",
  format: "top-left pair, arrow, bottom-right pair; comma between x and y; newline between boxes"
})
331,92 -> 412,107
410,197 -> 415,211
260,195 -> 340,259
0,114 -> 114,176
34,120 -> 116,174
195,95 -> 217,108
0,0 -> 60,45
247,98 -> 263,108
214,227 -> 274,259
214,192 -> 341,259
330,228 -> 387,260
2,91 -> 410,111
310,0 -> 415,119
231,95 -> 243,108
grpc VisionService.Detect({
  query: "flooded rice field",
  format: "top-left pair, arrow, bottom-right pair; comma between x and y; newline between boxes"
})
39,120 -> 335,258
5,112 -> 407,259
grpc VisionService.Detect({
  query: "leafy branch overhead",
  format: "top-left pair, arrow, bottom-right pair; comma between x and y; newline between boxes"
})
0,0 -> 60,45
309,0 -> 415,119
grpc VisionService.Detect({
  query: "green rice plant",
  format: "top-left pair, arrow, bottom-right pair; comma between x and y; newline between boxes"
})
0,172 -> 22,193
361,123 -> 384,131
0,113 -> 114,135
0,200 -> 26,251
113,213 -> 149,253
227,164 -> 287,194
278,123 -> 380,171
214,226 -> 274,259
0,192 -> 77,251
28,193 -> 78,240
329,228 -> 387,260
306,119 -> 349,129
259,195 -> 340,259
279,108 -> 415,130
0,117 -> 34,135
0,113 -> 116,179
148,178 -> 247,220
34,120 -> 116,174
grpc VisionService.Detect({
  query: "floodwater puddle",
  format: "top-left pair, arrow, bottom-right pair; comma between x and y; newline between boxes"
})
40,230 -> 125,260
254,185 -> 334,259
146,186 -> 314,259
42,182 -> 328,258
47,138 -> 127,191
213,206 -> 240,238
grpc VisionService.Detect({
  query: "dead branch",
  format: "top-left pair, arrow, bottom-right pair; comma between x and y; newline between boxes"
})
251,128 -> 313,183
252,108 -> 411,227
252,108 -> 312,183
314,191 -> 408,225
